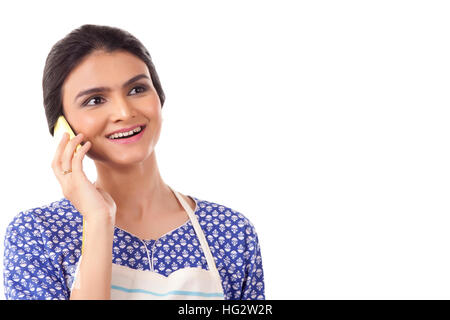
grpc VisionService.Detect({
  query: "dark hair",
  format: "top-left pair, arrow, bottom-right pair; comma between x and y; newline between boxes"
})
42,24 -> 166,136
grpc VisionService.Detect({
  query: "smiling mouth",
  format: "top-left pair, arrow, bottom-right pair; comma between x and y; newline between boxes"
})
106,125 -> 146,140
105,125 -> 147,145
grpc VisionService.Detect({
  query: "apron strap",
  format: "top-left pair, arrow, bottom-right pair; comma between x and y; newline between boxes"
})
168,185 -> 221,278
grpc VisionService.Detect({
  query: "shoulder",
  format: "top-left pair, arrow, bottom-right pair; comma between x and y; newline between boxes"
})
4,198 -> 79,300
5,198 -> 82,243
190,195 -> 260,243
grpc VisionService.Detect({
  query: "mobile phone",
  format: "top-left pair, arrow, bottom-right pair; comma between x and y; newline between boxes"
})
54,115 -> 81,152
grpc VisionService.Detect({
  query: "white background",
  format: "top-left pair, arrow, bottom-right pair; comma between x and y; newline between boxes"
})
0,0 -> 449,299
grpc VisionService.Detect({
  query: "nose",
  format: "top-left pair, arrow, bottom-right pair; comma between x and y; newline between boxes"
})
110,94 -> 137,120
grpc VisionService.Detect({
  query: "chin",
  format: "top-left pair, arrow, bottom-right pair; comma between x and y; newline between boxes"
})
111,147 -> 155,165
112,153 -> 147,165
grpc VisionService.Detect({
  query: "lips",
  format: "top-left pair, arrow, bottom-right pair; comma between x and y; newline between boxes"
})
105,124 -> 146,137
107,125 -> 146,144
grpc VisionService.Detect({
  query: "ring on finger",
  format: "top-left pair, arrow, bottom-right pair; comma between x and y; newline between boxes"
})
62,169 -> 72,175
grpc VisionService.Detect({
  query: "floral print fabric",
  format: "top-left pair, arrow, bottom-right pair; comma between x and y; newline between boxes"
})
3,195 -> 265,300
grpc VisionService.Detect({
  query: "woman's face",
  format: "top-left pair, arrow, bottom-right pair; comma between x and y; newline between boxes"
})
61,49 -> 162,165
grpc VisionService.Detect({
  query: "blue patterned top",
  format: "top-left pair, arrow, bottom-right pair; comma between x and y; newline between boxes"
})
3,195 -> 265,300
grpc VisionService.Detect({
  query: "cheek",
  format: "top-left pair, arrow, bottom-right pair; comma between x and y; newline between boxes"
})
146,92 -> 162,113
139,101 -> 162,122
75,116 -> 104,140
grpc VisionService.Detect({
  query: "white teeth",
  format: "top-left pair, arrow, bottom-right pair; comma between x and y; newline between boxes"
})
108,126 -> 142,139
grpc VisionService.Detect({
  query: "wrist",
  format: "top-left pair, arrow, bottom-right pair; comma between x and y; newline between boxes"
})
82,213 -> 115,253
84,211 -> 115,228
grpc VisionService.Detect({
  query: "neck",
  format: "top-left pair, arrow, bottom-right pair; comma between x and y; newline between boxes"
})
93,151 -> 176,222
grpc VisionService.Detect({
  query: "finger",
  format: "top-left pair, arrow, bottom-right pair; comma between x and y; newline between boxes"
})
72,140 -> 91,175
61,133 -> 84,173
52,132 -> 70,175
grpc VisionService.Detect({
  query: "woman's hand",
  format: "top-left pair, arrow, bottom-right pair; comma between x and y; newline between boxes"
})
51,132 -> 116,223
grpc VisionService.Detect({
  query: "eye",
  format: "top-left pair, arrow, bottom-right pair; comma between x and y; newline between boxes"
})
83,96 -> 105,106
82,85 -> 149,106
129,85 -> 148,95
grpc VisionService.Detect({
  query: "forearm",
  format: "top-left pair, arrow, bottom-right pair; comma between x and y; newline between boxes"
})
70,215 -> 114,300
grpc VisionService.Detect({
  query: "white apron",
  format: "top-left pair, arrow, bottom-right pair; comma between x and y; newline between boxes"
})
71,186 -> 225,300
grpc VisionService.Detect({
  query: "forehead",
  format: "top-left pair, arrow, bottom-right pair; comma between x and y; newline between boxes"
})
62,50 -> 150,99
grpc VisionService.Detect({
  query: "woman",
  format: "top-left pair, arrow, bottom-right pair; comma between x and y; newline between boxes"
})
3,24 -> 265,300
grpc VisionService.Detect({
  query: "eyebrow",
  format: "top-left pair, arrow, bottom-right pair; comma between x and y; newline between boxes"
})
73,73 -> 151,103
